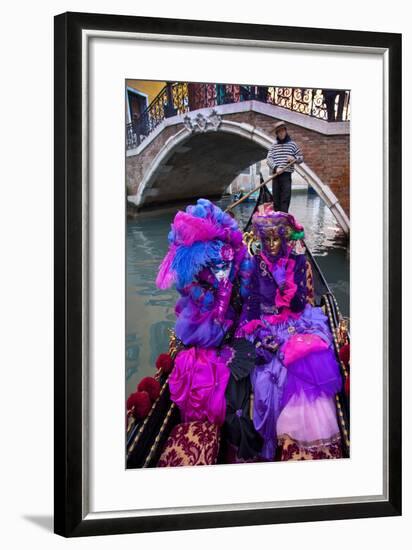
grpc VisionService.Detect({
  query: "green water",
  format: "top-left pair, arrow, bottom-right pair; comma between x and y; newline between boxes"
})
126,190 -> 349,396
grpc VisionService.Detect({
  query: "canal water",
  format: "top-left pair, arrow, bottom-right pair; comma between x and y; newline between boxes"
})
126,190 -> 349,396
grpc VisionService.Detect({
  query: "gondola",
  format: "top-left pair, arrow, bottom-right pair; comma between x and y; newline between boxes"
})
232,190 -> 259,203
126,181 -> 350,468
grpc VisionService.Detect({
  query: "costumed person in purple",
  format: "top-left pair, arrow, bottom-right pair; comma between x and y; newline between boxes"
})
236,208 -> 343,460
156,199 -> 263,463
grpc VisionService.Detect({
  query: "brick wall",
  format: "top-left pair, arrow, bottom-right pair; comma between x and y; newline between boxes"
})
126,124 -> 178,195
126,111 -> 350,217
227,112 -> 350,216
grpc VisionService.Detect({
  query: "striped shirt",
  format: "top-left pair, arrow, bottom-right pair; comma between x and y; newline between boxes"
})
266,137 -> 304,173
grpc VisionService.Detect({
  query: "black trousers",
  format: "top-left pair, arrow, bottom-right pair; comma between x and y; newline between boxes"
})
272,171 -> 292,212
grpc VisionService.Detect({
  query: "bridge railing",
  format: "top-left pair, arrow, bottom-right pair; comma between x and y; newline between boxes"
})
126,82 -> 350,150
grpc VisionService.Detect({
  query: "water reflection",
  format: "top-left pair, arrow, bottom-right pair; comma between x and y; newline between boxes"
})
126,191 -> 349,396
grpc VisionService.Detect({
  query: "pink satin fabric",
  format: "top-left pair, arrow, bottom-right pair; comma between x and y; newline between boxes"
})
263,310 -> 300,325
169,346 -> 232,426
235,319 -> 263,338
281,333 -> 329,367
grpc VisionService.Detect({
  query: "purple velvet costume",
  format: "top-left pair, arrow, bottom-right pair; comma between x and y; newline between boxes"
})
237,210 -> 342,460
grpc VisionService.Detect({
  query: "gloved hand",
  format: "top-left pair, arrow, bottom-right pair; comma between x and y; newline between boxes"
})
214,279 -> 233,322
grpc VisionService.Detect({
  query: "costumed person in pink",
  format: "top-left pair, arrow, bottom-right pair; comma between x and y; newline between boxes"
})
237,209 -> 343,460
155,199 -> 263,463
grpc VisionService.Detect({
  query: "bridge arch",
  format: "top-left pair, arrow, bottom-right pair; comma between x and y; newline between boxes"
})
128,117 -> 349,234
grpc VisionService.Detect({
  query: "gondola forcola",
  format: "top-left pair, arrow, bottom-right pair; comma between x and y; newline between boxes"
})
126,194 -> 350,469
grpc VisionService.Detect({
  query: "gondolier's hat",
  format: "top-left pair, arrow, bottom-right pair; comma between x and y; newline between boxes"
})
274,120 -> 287,133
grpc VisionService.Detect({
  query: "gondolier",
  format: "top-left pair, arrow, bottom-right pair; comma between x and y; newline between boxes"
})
266,121 -> 304,213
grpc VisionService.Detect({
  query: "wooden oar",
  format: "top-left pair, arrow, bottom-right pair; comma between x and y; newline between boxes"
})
225,159 -> 296,212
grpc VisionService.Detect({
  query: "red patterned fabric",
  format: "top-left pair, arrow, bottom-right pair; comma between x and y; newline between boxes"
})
157,421 -> 220,467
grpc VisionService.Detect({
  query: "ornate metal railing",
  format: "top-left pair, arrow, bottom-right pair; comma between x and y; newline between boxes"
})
126,82 -> 350,150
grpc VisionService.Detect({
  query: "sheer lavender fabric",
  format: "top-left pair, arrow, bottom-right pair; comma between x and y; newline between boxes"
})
239,304 -> 342,460
277,392 -> 341,445
281,347 -> 342,409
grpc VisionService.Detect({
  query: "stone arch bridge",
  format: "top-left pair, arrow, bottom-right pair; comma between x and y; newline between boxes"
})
126,101 -> 350,233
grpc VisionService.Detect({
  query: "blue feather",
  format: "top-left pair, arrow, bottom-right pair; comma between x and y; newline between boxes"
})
172,240 -> 222,288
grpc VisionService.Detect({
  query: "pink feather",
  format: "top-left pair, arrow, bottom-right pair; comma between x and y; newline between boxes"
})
155,245 -> 177,289
172,212 -> 225,245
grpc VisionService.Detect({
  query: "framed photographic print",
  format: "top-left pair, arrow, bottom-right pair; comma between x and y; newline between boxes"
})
54,11 -> 402,537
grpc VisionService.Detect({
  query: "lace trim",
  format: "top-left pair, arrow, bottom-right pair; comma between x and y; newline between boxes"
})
277,432 -> 342,450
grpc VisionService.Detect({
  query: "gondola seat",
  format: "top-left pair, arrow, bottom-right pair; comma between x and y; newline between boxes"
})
157,420 -> 220,467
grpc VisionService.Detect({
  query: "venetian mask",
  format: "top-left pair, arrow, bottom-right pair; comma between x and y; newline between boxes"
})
262,233 -> 282,257
209,260 -> 232,282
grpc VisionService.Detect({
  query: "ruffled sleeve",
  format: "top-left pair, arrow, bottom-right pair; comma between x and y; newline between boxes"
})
174,282 -> 233,347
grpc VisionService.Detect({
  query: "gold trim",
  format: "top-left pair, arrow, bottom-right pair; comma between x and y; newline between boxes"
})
324,295 -> 349,378
249,392 -> 254,421
243,230 -> 260,256
127,331 -> 182,457
323,294 -> 350,450
143,403 -> 176,467
277,431 -> 342,450
127,375 -> 171,456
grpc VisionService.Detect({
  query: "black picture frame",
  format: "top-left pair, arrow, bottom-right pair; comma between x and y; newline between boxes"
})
54,11 -> 402,537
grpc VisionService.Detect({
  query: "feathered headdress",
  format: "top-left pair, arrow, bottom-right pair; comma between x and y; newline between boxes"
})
156,199 -> 244,290
252,210 -> 304,241
252,210 -> 305,258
